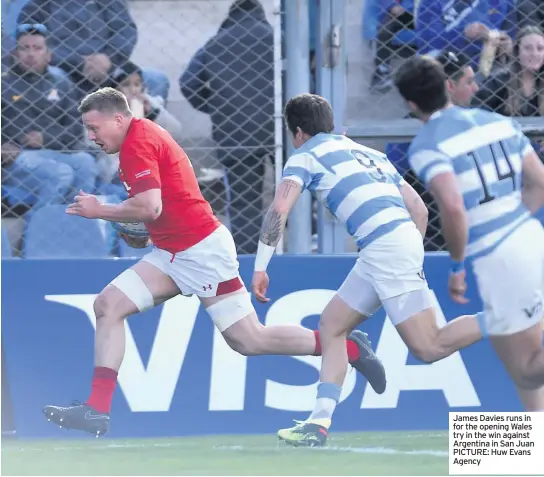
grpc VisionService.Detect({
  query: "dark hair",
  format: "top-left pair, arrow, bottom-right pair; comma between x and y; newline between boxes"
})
284,93 -> 334,137
78,87 -> 131,115
394,56 -> 449,114
436,50 -> 471,82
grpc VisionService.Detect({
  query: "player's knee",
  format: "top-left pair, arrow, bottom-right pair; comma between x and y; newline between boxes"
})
93,292 -> 113,322
93,286 -> 135,323
319,312 -> 347,338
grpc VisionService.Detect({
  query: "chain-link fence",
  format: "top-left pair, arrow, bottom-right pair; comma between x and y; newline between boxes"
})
2,0 -> 543,257
343,0 -> 544,252
1,0 -> 281,258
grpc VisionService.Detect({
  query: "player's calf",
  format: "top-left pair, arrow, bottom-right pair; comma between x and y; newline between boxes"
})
490,323 -> 544,391
390,292 -> 482,363
205,290 -> 386,393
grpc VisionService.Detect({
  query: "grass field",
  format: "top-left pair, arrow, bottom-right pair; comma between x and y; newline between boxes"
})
2,431 -> 448,476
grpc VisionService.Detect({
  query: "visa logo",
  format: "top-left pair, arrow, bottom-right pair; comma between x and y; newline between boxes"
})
45,289 -> 480,413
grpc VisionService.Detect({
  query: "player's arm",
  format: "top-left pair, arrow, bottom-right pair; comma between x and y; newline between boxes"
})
399,180 -> 428,238
383,158 -> 428,237
100,140 -> 163,222
254,152 -> 314,273
409,148 -> 467,264
428,172 -> 468,262
255,179 -> 302,268
98,189 -> 162,222
252,178 -> 302,303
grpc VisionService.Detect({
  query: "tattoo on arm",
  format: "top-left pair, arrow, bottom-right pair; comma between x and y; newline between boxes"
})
260,207 -> 284,246
282,180 -> 297,199
260,179 -> 300,246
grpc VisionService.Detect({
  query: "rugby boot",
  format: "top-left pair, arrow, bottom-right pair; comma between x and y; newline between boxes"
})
278,418 -> 330,447
43,401 -> 110,437
348,330 -> 387,394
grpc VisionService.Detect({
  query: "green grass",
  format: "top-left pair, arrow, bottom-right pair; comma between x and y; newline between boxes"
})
2,431 -> 448,476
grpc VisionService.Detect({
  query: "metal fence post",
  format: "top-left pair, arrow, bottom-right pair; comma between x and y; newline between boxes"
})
316,0 -> 350,254
285,0 -> 312,254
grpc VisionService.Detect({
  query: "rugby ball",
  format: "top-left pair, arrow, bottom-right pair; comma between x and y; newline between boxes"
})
110,221 -> 149,237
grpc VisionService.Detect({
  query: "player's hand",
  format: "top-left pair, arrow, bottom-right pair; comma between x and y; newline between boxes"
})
119,233 -> 151,249
252,271 -> 270,303
448,270 -> 469,304
66,190 -> 102,219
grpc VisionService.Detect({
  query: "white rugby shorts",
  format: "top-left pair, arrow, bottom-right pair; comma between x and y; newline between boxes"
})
337,221 -> 432,325
140,224 -> 244,298
472,218 -> 544,336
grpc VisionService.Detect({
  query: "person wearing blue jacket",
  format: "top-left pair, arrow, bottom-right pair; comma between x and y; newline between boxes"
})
18,0 -> 138,98
416,0 -> 516,68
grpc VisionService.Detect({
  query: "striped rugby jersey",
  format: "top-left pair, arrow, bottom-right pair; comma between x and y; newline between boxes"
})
283,133 -> 413,249
408,106 -> 534,260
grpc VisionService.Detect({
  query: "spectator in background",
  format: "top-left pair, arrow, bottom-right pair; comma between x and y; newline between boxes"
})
1,24 -> 97,210
517,0 -> 544,32
416,0 -> 516,68
180,0 -> 274,255
18,0 -> 138,98
370,0 -> 416,92
475,26 -> 544,118
386,51 -> 479,251
96,62 -> 182,197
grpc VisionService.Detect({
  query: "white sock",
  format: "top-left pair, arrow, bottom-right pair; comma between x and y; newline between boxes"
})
309,397 -> 337,420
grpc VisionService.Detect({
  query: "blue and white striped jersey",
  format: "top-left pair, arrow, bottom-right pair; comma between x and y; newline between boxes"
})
283,133 -> 412,249
408,106 -> 535,260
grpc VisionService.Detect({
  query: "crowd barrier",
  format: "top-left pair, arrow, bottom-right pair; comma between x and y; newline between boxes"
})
2,254 -> 523,439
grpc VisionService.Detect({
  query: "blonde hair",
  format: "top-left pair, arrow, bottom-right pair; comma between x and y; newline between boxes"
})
78,87 -> 131,115
506,25 -> 544,117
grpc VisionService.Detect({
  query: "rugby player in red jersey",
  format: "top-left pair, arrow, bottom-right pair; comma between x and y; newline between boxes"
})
42,88 -> 386,436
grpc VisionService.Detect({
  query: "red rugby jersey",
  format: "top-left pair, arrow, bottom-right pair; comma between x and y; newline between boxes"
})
118,118 -> 220,252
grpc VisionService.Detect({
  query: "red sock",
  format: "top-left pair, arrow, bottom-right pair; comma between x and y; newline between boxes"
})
313,330 -> 322,355
86,367 -> 118,414
346,340 -> 360,362
313,331 -> 361,362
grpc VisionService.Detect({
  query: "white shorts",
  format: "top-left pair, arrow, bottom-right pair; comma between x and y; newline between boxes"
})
337,221 -> 432,325
141,224 -> 245,297
472,218 -> 544,336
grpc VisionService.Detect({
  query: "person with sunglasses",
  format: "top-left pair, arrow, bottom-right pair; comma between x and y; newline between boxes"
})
1,24 -> 98,211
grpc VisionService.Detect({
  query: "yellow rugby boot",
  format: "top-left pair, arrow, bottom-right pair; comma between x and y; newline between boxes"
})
277,418 -> 331,447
